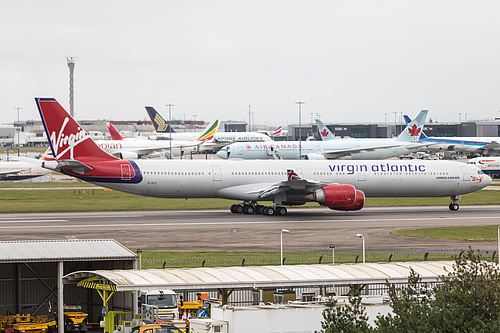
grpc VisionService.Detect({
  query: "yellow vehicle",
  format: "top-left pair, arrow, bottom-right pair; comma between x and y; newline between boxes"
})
61,306 -> 88,333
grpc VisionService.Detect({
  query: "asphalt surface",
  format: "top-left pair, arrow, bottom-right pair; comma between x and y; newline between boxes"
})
1,205 -> 498,253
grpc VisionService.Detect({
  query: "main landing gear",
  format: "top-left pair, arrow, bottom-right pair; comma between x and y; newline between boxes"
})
448,195 -> 461,211
230,202 -> 288,216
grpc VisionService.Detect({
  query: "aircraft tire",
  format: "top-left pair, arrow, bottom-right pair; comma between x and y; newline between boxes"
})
230,204 -> 237,213
255,205 -> 264,214
234,204 -> 244,214
449,203 -> 459,211
275,206 -> 287,215
243,205 -> 255,214
264,207 -> 275,216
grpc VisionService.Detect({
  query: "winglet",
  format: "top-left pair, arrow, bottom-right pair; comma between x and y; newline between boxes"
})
396,110 -> 428,142
315,119 -> 336,141
107,122 -> 124,140
145,106 -> 175,133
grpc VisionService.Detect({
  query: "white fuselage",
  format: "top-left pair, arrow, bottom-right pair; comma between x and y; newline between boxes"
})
88,159 -> 489,203
94,138 -> 201,158
421,137 -> 500,153
153,132 -> 272,143
217,140 -> 426,160
0,161 -> 51,181
467,157 -> 500,178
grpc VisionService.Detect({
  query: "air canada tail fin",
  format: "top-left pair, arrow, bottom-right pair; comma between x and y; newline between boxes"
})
145,106 -> 175,133
107,122 -> 124,140
35,98 -> 117,162
195,119 -> 219,142
396,110 -> 428,142
403,114 -> 429,139
315,119 -> 336,141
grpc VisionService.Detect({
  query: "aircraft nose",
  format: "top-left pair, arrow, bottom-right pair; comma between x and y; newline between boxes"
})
216,150 -> 228,159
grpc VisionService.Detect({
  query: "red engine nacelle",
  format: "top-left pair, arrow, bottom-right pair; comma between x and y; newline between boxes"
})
310,184 -> 357,207
329,190 -> 365,211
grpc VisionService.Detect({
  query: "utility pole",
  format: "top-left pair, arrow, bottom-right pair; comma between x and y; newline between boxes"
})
166,104 -> 174,158
295,102 -> 305,159
14,107 -> 22,148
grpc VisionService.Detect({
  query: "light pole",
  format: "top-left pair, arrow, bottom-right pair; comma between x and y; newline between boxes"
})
166,104 -> 174,158
281,229 -> 289,265
330,244 -> 335,264
295,102 -> 305,159
356,234 -> 365,263
137,249 -> 142,270
14,107 -> 21,148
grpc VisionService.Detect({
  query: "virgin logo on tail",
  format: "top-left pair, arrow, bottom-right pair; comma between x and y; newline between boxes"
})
50,117 -> 90,160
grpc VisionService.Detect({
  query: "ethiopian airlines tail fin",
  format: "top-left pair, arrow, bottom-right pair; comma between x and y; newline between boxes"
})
107,122 -> 124,140
195,119 -> 219,142
35,98 -> 117,162
315,119 -> 337,141
396,110 -> 428,142
145,106 -> 175,133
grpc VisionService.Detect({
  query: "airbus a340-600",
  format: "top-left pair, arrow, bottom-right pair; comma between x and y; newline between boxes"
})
217,110 -> 431,160
36,98 -> 490,215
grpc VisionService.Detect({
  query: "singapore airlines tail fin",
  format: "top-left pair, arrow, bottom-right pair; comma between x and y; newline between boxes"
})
107,122 -> 124,140
35,98 -> 118,163
145,106 -> 176,133
315,119 -> 336,141
396,110 -> 428,142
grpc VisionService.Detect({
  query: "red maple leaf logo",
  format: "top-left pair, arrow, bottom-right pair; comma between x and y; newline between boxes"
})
320,129 -> 329,137
408,124 -> 421,137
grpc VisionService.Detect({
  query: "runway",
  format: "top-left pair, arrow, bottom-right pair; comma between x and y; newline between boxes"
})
1,205 -> 498,253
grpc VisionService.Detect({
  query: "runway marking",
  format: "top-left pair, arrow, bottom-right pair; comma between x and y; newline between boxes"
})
0,220 -> 68,224
0,215 -> 498,229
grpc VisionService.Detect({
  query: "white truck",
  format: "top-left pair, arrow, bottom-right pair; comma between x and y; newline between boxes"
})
138,290 -> 179,321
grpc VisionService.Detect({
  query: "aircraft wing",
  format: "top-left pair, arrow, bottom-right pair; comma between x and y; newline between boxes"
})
248,177 -> 335,199
318,144 -> 402,159
479,141 -> 500,151
0,169 -> 23,176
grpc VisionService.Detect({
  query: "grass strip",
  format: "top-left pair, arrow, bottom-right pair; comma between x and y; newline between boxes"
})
391,225 -> 500,242
139,251 -> 461,269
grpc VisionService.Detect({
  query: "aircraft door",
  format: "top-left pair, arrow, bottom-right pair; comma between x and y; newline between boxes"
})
358,171 -> 366,181
121,163 -> 132,180
461,166 -> 470,181
212,166 -> 222,181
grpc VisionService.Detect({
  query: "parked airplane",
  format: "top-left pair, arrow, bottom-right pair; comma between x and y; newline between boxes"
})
0,160 -> 51,181
315,119 -> 337,140
146,106 -> 272,142
95,122 -> 219,159
467,157 -> 500,178
35,98 -> 490,214
217,110 -> 431,160
403,115 -> 500,154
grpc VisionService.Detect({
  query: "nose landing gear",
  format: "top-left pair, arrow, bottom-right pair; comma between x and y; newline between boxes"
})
449,195 -> 461,211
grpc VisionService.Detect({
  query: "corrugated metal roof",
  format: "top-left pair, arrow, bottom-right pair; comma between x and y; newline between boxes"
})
0,239 -> 137,263
63,261 -> 455,291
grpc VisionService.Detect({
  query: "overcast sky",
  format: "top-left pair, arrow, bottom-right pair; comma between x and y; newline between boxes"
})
2,0 -> 500,128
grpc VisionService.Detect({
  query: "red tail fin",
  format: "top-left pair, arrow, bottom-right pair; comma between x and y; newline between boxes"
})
36,98 -> 117,162
107,122 -> 124,140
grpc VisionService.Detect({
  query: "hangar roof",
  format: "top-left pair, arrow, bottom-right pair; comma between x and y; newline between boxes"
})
64,261 -> 455,291
0,239 -> 137,263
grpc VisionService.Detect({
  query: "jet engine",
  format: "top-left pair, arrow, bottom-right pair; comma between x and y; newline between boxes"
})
329,190 -> 365,211
117,151 -> 139,160
305,153 -> 326,160
306,184 -> 364,211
